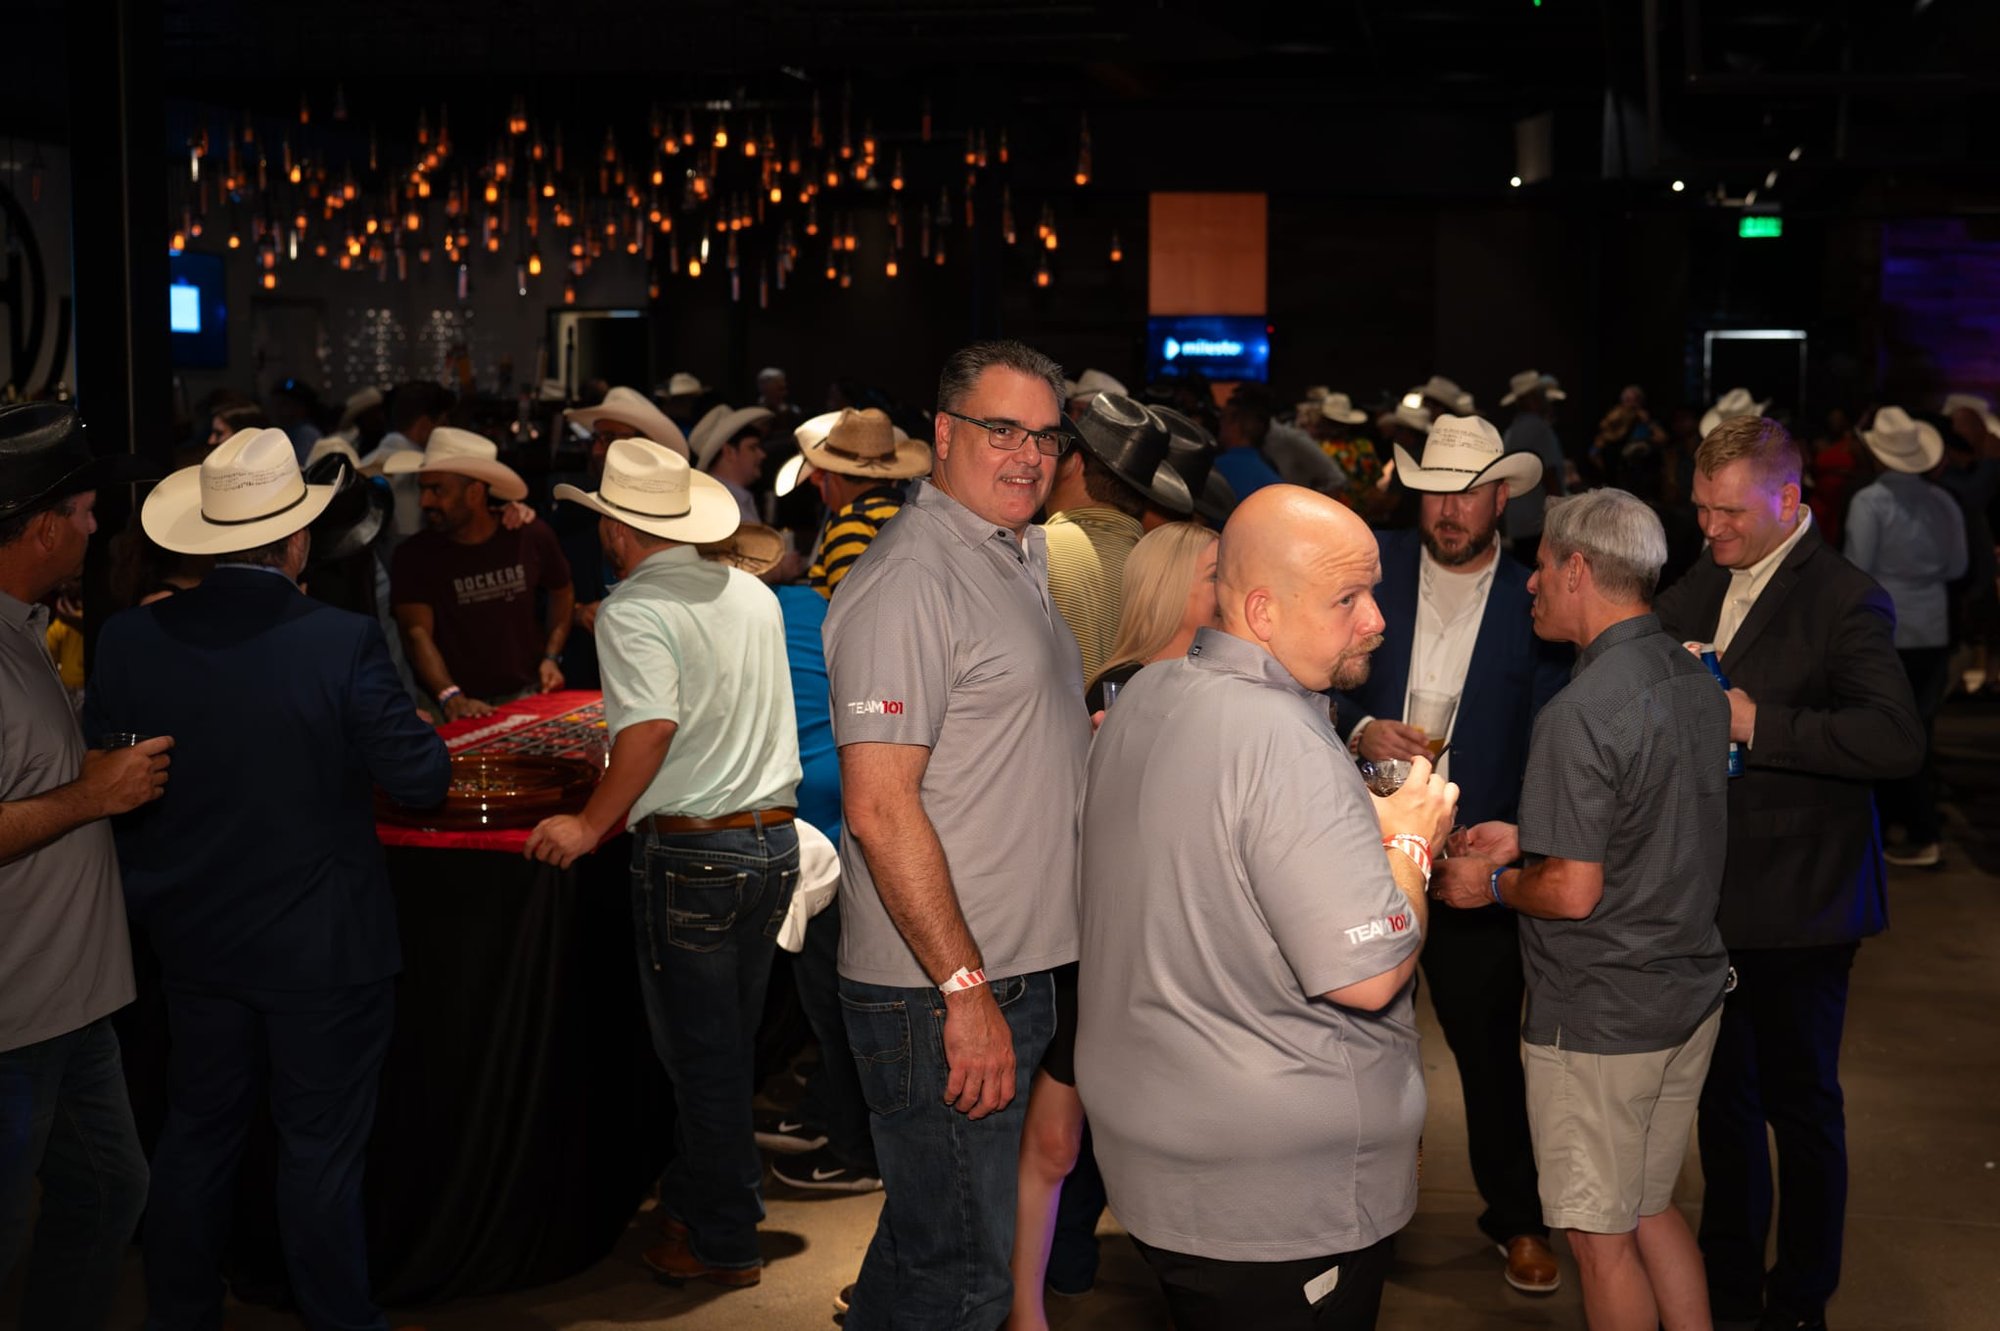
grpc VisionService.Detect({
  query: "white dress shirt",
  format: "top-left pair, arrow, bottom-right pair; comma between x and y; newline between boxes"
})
1351,546 -> 1496,782
1713,508 -> 1813,656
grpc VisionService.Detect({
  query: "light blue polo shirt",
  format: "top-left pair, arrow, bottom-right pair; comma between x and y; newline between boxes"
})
598,545 -> 801,824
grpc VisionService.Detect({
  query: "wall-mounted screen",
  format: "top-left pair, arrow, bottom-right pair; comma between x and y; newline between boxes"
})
1146,315 -> 1272,383
168,250 -> 228,368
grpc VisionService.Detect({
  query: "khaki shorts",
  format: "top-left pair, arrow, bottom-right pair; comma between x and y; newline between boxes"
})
1522,1006 -> 1723,1233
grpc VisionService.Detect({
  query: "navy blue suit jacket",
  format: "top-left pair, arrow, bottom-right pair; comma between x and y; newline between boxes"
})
85,567 -> 450,989
1332,529 -> 1572,828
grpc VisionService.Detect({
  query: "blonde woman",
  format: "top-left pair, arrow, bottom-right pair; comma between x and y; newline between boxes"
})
1010,521 -> 1219,1330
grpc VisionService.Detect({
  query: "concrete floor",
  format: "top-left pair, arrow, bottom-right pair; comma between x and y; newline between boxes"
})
14,702 -> 1999,1330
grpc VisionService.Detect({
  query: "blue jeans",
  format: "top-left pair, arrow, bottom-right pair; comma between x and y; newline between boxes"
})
840,970 -> 1056,1331
792,903 -> 878,1172
0,1017 -> 150,1331
631,819 -> 799,1269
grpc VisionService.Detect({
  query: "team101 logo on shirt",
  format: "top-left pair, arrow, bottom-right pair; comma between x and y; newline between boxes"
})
845,699 -> 906,715
1343,910 -> 1414,946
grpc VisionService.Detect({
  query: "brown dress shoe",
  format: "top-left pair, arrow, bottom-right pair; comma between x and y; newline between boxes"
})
642,1231 -> 762,1289
1501,1234 -> 1561,1293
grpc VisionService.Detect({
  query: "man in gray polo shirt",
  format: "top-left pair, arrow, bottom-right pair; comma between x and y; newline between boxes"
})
1437,488 -> 1730,1331
823,340 -> 1090,1331
1077,485 -> 1456,1331
0,403 -> 164,1330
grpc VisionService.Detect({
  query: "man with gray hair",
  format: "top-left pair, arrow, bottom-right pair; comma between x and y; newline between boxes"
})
1436,488 -> 1732,1331
823,339 -> 1089,1330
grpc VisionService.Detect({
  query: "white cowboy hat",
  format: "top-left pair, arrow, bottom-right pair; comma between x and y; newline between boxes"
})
564,385 -> 690,457
1861,407 -> 1944,474
1379,401 -> 1434,435
336,387 -> 383,429
1315,391 -> 1368,425
304,436 -> 362,472
776,408 -> 930,497
1942,393 -> 2000,439
1392,413 -> 1543,494
143,427 -> 340,556
691,404 -> 776,471
554,438 -> 741,544
660,372 -> 706,397
1499,370 -> 1568,407
1301,385 -> 1332,402
1064,369 -> 1127,404
1700,387 -> 1770,438
379,426 -> 527,501
1414,375 -> 1476,415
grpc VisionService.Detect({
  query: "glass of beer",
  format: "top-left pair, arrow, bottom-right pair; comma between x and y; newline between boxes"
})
1406,690 -> 1459,759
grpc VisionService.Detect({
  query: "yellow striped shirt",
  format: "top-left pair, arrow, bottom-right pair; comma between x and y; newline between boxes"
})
1043,506 -> 1143,681
810,486 -> 906,600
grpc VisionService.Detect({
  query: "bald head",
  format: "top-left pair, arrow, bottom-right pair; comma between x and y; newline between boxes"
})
1216,484 -> 1385,691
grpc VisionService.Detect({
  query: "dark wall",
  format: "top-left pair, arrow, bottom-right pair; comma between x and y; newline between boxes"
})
170,188 -> 1913,444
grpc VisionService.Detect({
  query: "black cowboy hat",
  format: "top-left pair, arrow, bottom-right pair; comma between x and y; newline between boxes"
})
1152,405 -> 1238,526
0,402 -> 162,521
1072,392 -> 1194,517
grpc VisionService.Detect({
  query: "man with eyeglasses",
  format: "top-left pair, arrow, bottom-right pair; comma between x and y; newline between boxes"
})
822,340 -> 1091,1331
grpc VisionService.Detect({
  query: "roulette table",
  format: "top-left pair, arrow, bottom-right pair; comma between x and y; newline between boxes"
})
121,691 -> 670,1306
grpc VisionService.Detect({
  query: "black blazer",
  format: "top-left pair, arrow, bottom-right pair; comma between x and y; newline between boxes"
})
1653,523 -> 1922,949
1333,529 -> 1572,828
85,567 -> 450,988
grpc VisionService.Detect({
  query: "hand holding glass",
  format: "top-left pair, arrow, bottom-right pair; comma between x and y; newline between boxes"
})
1406,689 -> 1459,759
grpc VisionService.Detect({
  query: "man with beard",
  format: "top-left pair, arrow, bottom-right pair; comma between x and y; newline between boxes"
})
1078,484 -> 1455,1330
1332,414 -> 1573,1296
387,428 -> 572,717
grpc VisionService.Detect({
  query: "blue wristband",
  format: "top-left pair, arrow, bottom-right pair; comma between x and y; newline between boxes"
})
1489,866 -> 1507,907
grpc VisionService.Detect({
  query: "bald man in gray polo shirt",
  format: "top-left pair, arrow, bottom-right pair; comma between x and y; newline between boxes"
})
1077,485 -> 1456,1331
824,340 -> 1090,1331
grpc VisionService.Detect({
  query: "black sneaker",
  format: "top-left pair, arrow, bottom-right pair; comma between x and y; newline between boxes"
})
754,1107 -> 827,1154
771,1145 -> 884,1194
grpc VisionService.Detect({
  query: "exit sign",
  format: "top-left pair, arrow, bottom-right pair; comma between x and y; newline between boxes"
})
1739,216 -> 1783,239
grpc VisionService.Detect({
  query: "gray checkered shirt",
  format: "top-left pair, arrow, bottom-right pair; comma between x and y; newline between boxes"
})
1516,613 -> 1732,1054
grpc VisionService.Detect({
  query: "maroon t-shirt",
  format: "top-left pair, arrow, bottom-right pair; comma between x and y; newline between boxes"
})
391,522 -> 571,700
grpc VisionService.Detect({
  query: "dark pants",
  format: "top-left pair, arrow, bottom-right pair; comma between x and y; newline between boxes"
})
1698,943 -> 1859,1323
1048,1125 -> 1109,1294
791,901 -> 878,1172
1880,646 -> 1951,846
630,819 -> 799,1270
0,1017 -> 150,1331
143,979 -> 394,1331
1132,1234 -> 1394,1331
1419,905 -> 1545,1242
840,970 -> 1056,1331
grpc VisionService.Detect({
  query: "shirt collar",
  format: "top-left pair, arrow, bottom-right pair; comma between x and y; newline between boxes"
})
1418,543 -> 1498,591
907,479 -> 1035,553
1048,506 -> 1144,540
628,545 -> 703,578
0,585 -> 45,631
1186,625 -> 1324,703
1575,611 -> 1661,674
213,562 -> 298,584
1729,506 -> 1812,583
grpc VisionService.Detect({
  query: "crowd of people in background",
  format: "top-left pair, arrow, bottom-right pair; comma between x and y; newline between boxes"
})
3,342 -> 1995,1331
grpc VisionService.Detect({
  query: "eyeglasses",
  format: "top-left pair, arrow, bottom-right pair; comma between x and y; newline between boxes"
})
941,410 -> 1072,458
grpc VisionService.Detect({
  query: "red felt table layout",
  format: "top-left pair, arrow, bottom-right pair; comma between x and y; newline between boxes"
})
375,690 -> 607,854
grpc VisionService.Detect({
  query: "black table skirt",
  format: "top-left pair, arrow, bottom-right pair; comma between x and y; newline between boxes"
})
121,839 -> 672,1307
